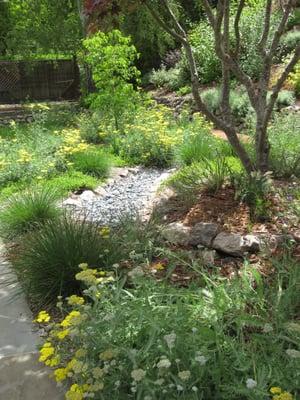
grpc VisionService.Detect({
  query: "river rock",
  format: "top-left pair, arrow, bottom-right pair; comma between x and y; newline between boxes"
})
161,222 -> 191,246
212,233 -> 260,257
189,222 -> 219,247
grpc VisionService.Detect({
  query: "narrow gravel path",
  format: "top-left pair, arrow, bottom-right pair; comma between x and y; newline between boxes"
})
63,167 -> 173,225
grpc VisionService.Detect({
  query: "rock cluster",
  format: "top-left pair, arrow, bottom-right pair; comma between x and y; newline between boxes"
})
161,221 -> 291,258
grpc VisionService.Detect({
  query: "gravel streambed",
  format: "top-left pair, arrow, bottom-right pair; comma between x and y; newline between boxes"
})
63,167 -> 173,225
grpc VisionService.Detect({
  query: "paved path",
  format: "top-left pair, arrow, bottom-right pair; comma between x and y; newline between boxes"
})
0,243 -> 63,400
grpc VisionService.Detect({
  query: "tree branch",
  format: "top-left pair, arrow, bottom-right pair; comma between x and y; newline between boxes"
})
258,0 -> 272,55
265,45 -> 300,122
145,2 -> 186,44
234,0 -> 245,58
269,0 -> 294,56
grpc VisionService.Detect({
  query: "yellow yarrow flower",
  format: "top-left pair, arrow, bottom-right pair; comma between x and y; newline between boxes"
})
61,310 -> 82,328
271,387 -> 283,395
67,295 -> 85,306
54,368 -> 68,382
35,310 -> 51,323
56,329 -> 70,340
39,342 -> 55,362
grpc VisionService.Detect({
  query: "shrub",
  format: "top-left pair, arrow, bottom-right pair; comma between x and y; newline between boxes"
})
117,104 -> 181,167
272,90 -> 295,109
180,21 -> 221,84
239,7 -> 281,77
201,87 -> 253,124
279,31 -> 300,58
37,256 -> 300,399
268,113 -> 300,177
70,149 -> 111,178
149,66 -> 183,91
78,112 -> 103,144
0,188 -> 60,240
288,61 -> 300,97
83,30 -> 141,130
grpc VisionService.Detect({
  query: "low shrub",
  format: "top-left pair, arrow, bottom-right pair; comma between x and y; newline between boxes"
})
0,188 -> 60,239
70,149 -> 111,178
269,90 -> 295,109
149,66 -> 183,91
78,112 -> 103,144
201,88 -> 253,124
36,255 -> 300,399
288,61 -> 300,97
280,31 -> 300,58
117,104 -> 181,167
268,113 -> 300,177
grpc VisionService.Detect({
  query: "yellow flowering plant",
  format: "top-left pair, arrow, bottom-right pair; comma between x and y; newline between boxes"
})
35,259 -> 299,400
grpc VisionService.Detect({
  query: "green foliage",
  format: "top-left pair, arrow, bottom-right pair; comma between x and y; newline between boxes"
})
239,7 -> 281,78
232,171 -> 273,221
0,115 -> 63,189
78,112 -> 103,145
280,31 -> 300,58
287,8 -> 300,29
121,4 -> 175,71
38,254 -> 300,399
272,90 -> 295,109
180,21 -> 221,84
167,155 -> 235,199
268,113 -> 300,177
288,62 -> 300,97
83,30 -> 141,130
70,149 -> 111,179
42,171 -> 98,198
0,188 -> 60,240
149,66 -> 183,91
201,87 -> 253,124
4,0 -> 82,58
116,104 -> 180,167
11,215 -> 107,307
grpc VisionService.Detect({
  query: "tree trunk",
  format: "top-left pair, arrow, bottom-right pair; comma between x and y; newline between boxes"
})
255,124 -> 270,173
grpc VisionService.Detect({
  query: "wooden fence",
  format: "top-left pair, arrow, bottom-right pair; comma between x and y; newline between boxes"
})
0,58 -> 80,104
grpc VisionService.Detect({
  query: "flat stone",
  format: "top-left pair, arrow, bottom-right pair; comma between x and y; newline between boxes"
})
213,232 -> 260,257
189,222 -> 219,247
161,222 -> 191,246
79,190 -> 97,202
62,197 -> 82,207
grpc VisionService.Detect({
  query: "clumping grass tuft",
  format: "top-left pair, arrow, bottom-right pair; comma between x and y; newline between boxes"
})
0,188 -> 61,239
11,215 -> 107,306
71,149 -> 111,178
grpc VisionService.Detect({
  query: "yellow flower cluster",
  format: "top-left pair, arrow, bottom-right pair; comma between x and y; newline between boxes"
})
99,226 -> 110,238
57,129 -> 90,157
61,310 -> 82,328
17,149 -> 32,163
67,295 -> 85,306
35,310 -> 51,323
0,159 -> 8,170
270,387 -> 294,400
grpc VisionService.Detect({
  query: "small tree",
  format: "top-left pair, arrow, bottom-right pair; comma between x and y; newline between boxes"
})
82,29 -> 141,130
85,0 -> 299,174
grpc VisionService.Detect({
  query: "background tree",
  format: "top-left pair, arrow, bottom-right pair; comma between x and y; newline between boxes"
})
84,0 -> 299,174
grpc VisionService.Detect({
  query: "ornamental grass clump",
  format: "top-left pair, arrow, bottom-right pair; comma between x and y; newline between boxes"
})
0,188 -> 61,240
36,254 -> 299,400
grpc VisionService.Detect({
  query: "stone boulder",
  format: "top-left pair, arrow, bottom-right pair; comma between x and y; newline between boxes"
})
212,233 -> 260,257
161,222 -> 191,246
189,222 -> 219,247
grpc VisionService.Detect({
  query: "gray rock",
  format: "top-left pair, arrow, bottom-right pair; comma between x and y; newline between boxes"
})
189,222 -> 219,247
161,222 -> 191,246
62,198 -> 82,207
80,190 -> 97,202
213,232 -> 260,257
202,249 -> 216,265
